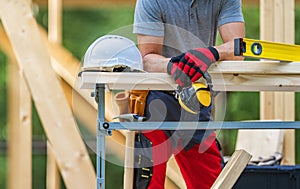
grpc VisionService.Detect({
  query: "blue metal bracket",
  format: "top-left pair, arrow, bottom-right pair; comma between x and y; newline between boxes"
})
95,84 -> 106,189
98,121 -> 300,130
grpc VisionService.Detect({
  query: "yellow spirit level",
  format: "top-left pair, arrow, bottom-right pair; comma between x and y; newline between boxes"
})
234,38 -> 300,62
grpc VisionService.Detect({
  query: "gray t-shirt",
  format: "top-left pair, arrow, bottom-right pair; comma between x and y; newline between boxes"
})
133,0 -> 244,57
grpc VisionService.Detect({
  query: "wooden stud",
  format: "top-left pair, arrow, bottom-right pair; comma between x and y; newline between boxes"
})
211,149 -> 252,189
164,178 -> 180,189
166,156 -> 186,189
0,1 -> 96,188
47,0 -> 63,188
281,0 -> 296,165
48,0 -> 62,44
7,58 -> 32,189
260,0 -> 295,165
123,131 -> 135,189
1,18 -> 32,189
47,142 -> 61,189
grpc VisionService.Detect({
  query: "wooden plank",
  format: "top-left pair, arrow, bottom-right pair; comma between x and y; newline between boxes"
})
166,156 -> 186,189
47,142 -> 61,189
164,178 -> 180,189
211,150 -> 252,189
123,131 -> 135,189
211,61 -> 300,74
281,0 -> 296,165
48,0 -> 62,44
1,21 -> 32,189
282,129 -> 295,164
260,0 -> 295,165
7,59 -> 32,189
112,91 -> 134,189
0,1 -> 96,188
79,71 -> 300,92
47,0 -> 62,188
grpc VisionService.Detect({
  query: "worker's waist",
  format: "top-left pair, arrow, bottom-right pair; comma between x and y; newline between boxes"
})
160,90 -> 176,96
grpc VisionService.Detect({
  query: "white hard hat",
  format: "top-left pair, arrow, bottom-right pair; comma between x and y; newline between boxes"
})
82,35 -> 143,72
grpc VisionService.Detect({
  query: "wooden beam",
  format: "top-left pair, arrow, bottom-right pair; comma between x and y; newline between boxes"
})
47,142 -> 61,189
0,1 -> 96,188
48,0 -> 62,44
211,149 -> 252,189
123,131 -> 135,189
0,20 -> 33,189
166,156 -> 186,189
7,58 -> 32,189
79,63 -> 300,91
260,0 -> 295,165
164,178 -> 180,189
280,0 -> 296,165
47,0 -> 63,188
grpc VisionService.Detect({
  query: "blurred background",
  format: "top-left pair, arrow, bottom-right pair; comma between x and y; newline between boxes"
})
0,0 -> 299,188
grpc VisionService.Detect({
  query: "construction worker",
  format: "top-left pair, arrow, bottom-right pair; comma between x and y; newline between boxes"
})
132,0 -> 245,188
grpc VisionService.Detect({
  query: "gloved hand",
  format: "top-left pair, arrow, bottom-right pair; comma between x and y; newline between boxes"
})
167,47 -> 219,87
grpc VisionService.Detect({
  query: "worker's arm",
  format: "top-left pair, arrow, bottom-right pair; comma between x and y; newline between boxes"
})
138,22 -> 245,73
137,34 -> 170,73
215,22 -> 245,60
138,34 -> 219,86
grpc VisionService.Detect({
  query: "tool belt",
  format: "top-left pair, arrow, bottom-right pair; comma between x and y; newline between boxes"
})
129,90 -> 149,116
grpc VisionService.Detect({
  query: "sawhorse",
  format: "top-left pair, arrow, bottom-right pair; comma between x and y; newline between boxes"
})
93,83 -> 300,189
78,66 -> 300,188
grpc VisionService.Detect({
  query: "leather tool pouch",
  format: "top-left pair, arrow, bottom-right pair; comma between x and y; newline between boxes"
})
129,90 -> 149,116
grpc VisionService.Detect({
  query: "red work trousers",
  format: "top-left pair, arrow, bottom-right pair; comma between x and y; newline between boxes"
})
142,130 -> 222,189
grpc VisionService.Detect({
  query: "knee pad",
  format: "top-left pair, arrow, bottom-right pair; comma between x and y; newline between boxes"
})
133,133 -> 153,189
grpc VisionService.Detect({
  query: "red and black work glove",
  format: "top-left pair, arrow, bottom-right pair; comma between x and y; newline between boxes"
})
167,47 -> 219,87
